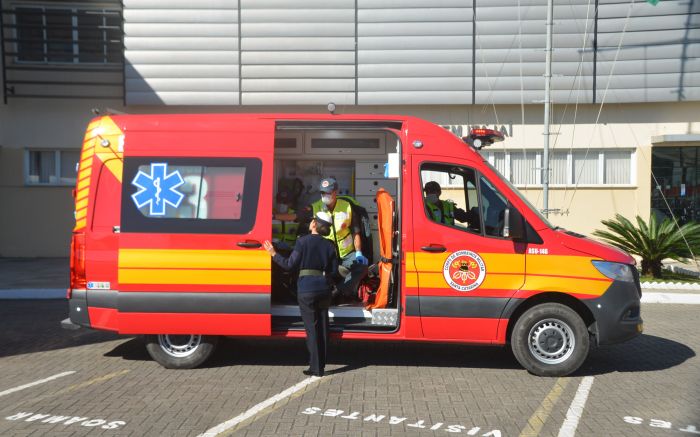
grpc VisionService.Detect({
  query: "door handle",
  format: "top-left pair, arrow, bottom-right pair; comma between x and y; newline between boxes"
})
421,244 -> 446,253
237,240 -> 262,248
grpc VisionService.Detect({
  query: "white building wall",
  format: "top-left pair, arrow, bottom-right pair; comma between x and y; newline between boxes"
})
1,99 -> 698,256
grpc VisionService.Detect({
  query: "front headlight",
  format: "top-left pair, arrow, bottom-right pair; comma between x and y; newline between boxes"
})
592,261 -> 635,282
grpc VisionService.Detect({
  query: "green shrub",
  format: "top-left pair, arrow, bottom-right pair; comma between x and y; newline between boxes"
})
592,214 -> 700,278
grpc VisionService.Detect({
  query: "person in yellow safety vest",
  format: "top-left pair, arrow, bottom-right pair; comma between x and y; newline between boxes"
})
272,208 -> 299,248
310,177 -> 368,300
423,181 -> 478,226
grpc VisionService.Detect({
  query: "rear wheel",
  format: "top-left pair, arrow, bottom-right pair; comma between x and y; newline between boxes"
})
511,303 -> 589,377
144,334 -> 219,369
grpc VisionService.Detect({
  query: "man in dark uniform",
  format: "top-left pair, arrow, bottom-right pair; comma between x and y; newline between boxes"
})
263,212 -> 338,377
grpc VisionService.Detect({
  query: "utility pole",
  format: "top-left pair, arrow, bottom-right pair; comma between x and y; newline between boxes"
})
543,0 -> 553,218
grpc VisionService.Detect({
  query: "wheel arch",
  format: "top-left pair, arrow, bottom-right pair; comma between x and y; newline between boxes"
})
504,292 -> 596,344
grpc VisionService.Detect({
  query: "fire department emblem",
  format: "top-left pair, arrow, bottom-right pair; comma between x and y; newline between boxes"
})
443,250 -> 486,292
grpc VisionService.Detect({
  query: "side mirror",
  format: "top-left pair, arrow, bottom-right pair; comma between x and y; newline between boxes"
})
503,205 -> 525,241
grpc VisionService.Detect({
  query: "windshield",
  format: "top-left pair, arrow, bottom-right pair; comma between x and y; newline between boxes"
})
481,158 -> 555,229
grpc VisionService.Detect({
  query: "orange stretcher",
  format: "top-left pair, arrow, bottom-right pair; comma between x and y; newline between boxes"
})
367,188 -> 395,310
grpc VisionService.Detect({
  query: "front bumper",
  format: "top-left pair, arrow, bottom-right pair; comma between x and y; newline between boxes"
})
583,280 -> 643,345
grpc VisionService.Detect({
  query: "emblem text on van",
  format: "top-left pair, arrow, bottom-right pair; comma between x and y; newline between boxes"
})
443,250 -> 486,292
131,163 -> 185,216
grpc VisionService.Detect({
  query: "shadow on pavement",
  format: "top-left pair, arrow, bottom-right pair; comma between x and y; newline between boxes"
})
104,334 -> 694,376
106,336 -> 522,371
576,334 -> 696,376
0,299 -> 121,358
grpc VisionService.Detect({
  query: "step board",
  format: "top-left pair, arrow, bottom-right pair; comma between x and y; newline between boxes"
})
271,305 -> 398,326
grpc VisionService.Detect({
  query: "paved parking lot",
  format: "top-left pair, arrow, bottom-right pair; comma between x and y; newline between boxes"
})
0,299 -> 698,437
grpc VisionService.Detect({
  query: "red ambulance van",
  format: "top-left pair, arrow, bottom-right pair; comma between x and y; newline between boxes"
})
64,113 -> 643,376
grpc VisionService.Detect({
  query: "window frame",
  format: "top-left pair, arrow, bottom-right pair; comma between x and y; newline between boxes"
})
419,162 -> 484,237
24,148 -> 79,186
480,148 -> 636,188
120,157 -> 262,235
12,5 -> 122,65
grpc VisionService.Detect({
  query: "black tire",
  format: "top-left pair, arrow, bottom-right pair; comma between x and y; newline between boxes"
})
144,334 -> 219,369
511,303 -> 589,377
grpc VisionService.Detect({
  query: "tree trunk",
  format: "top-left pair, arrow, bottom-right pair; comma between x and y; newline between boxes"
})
641,259 -> 651,275
640,259 -> 663,278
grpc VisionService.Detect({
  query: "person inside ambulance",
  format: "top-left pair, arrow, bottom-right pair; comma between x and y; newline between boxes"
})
423,181 -> 478,228
272,178 -> 304,250
310,178 -> 368,301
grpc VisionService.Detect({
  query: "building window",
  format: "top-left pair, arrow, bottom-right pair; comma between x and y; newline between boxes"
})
25,149 -> 80,185
481,149 -> 634,187
14,7 -> 121,64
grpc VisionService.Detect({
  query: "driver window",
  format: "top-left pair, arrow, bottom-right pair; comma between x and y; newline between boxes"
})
420,164 -> 481,234
479,175 -> 509,237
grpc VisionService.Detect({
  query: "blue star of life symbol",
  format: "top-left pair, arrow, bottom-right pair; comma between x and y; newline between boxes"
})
131,163 -> 185,216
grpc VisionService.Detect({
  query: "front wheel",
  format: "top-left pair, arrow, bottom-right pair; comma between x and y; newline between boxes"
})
144,334 -> 219,369
511,303 -> 589,377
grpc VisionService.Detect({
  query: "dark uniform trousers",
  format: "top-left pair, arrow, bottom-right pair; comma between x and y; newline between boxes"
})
297,290 -> 331,374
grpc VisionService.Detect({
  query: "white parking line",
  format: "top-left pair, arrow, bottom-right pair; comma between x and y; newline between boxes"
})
0,371 -> 76,398
197,376 -> 321,437
641,292 -> 700,304
557,376 -> 594,437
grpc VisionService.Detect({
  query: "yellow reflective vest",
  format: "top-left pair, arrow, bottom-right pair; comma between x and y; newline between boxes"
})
426,200 -> 455,225
312,198 -> 355,258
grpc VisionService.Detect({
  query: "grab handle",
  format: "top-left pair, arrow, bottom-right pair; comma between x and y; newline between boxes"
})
237,240 -> 262,249
420,244 -> 446,253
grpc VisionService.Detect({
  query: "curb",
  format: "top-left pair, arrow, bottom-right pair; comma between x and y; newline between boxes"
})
641,292 -> 700,305
0,289 -> 66,299
640,282 -> 700,291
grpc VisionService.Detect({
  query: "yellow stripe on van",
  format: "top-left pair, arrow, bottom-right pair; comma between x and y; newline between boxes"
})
413,252 -> 525,274
75,189 -> 89,202
78,166 -> 92,181
91,117 -> 124,183
99,156 -> 123,183
522,274 -> 610,296
119,249 -> 270,270
416,272 -> 527,290
75,208 -> 87,220
119,268 -> 271,286
75,197 -> 88,211
527,256 -> 607,280
77,176 -> 91,191
405,272 -> 418,288
75,218 -> 86,229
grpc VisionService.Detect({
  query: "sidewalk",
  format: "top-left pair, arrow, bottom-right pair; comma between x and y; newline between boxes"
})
0,257 -> 68,299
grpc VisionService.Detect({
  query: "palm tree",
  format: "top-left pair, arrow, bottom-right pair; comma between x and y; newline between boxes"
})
592,214 -> 700,278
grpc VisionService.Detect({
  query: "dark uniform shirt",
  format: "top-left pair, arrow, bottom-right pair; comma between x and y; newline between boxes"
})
272,234 -> 338,294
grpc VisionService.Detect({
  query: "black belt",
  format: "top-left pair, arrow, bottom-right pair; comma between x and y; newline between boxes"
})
299,269 -> 324,277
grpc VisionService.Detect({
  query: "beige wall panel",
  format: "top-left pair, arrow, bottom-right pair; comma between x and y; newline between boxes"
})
0,149 -> 74,257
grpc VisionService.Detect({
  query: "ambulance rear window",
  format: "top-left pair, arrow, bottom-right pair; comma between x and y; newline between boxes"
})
120,157 -> 261,234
